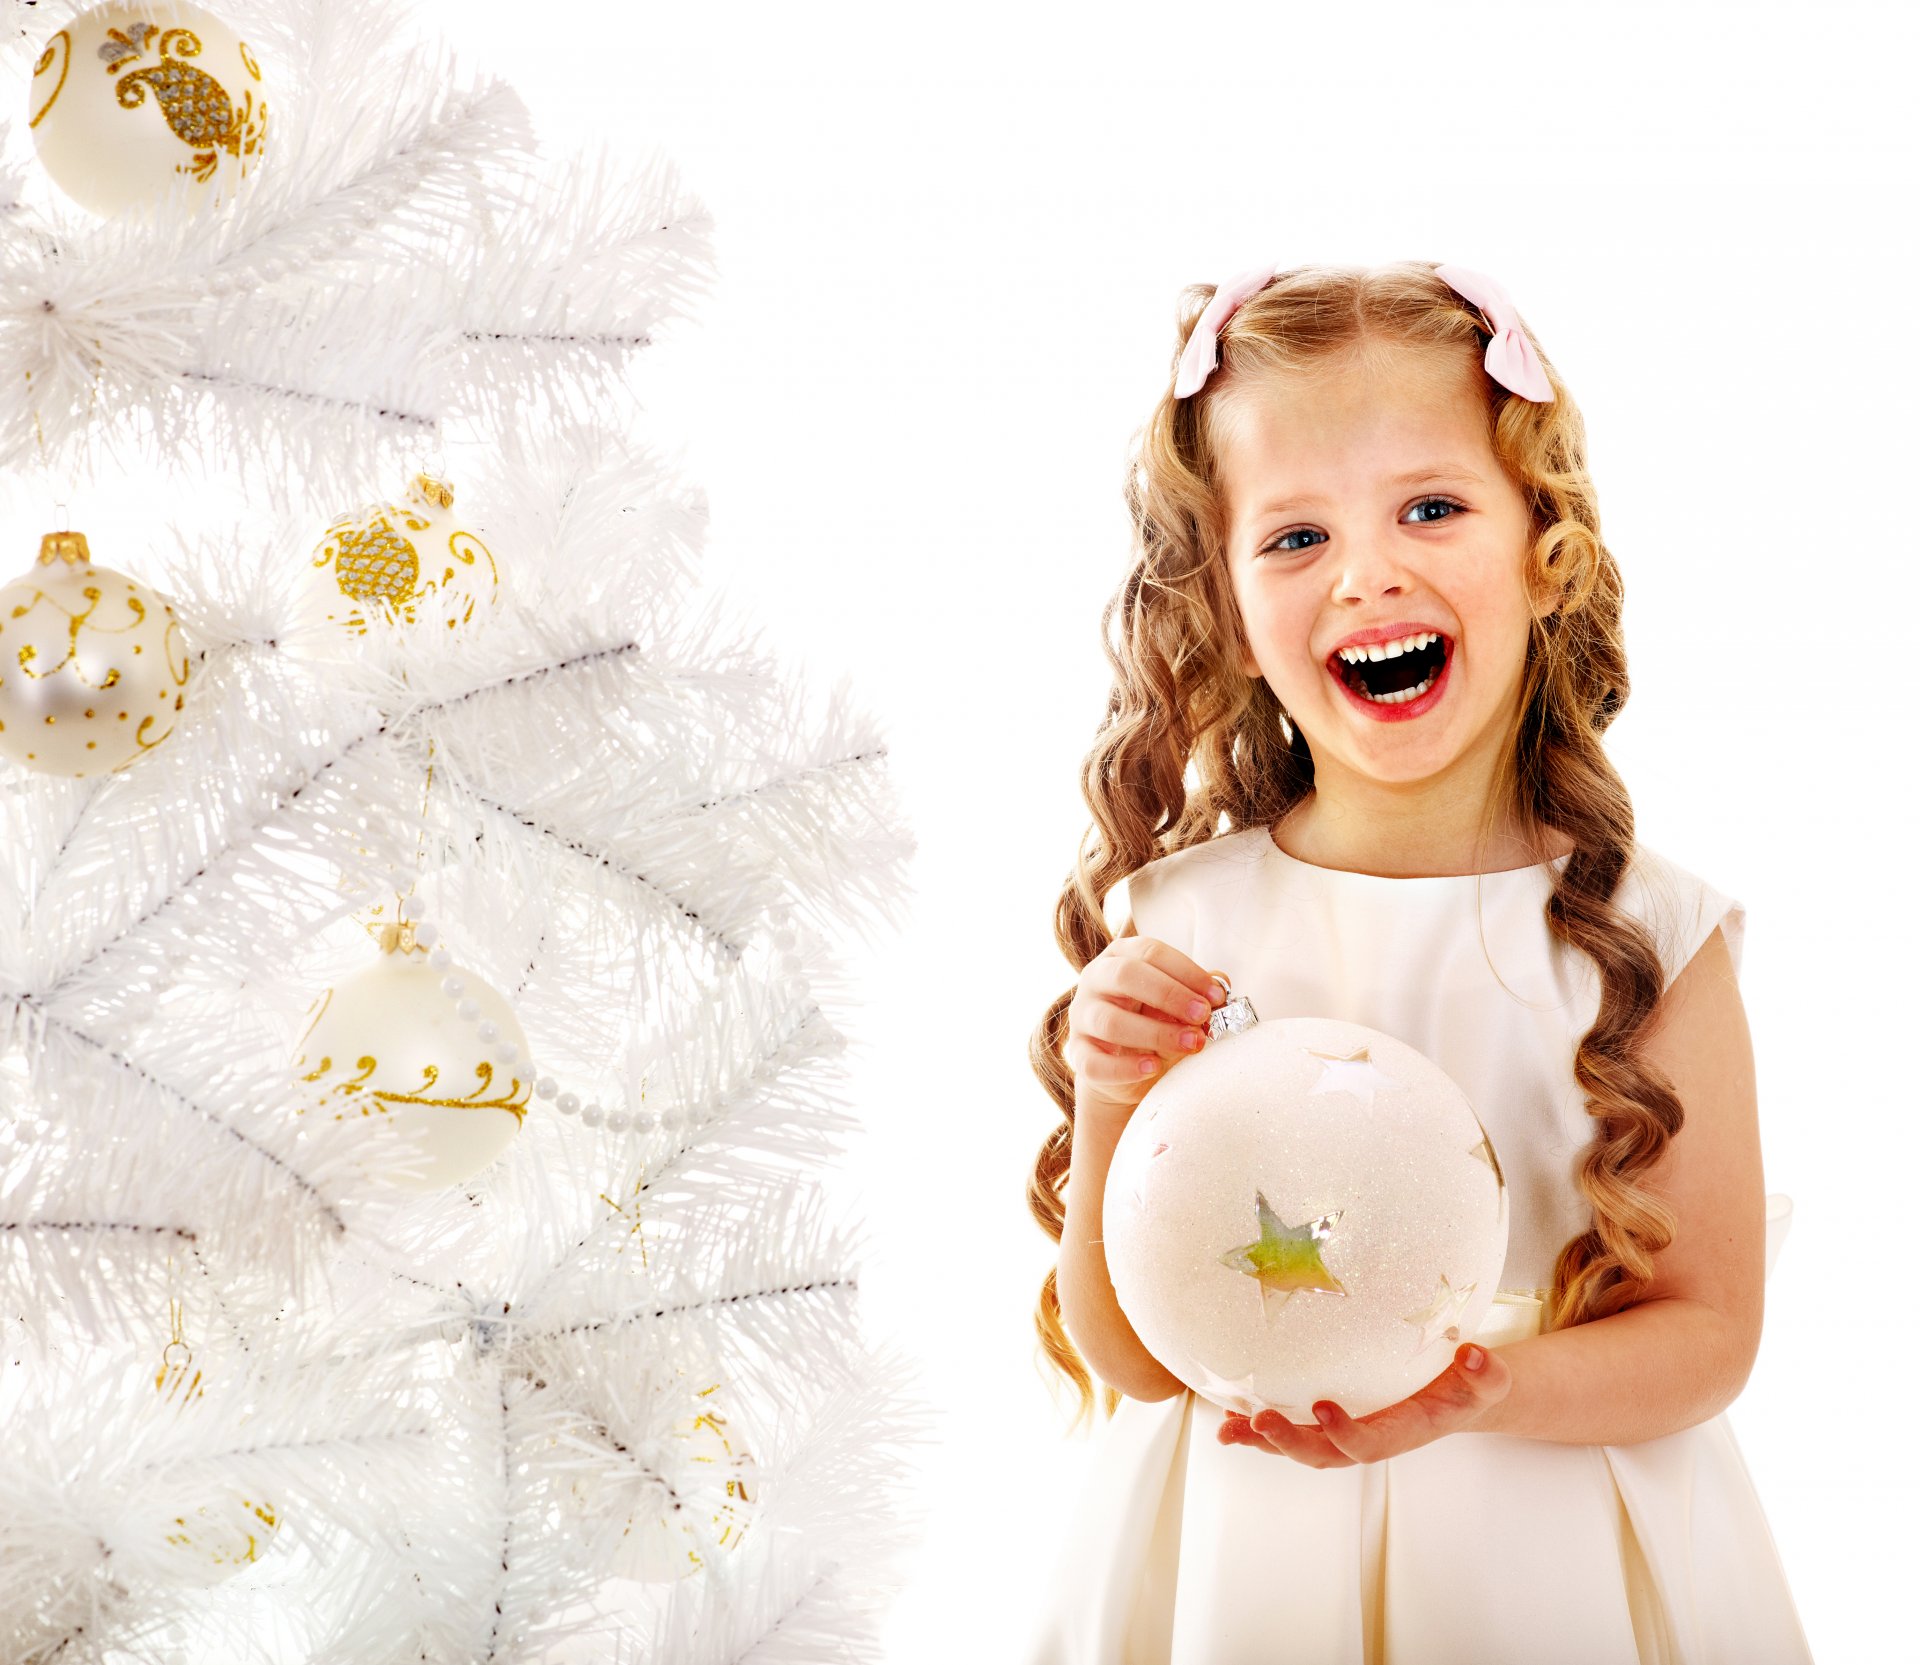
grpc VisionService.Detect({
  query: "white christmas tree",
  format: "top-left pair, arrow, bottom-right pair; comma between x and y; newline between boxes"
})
0,1 -> 928,1659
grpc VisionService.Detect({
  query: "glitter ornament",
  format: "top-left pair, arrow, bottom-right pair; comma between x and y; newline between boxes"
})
305,474 -> 502,638
609,1385 -> 757,1583
1103,989 -> 1508,1421
291,920 -> 530,1190
137,1493 -> 281,1584
0,530 -> 189,777
27,2 -> 269,218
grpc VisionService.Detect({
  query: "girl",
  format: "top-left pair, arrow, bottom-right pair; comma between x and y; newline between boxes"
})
1023,261 -> 1812,1664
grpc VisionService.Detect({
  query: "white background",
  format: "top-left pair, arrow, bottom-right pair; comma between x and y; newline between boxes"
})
430,3 -> 1910,1658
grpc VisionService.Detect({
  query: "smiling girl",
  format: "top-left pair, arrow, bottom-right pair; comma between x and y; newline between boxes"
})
1024,262 -> 1812,1664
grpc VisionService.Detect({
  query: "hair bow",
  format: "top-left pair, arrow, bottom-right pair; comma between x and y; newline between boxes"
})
1171,261 -> 1554,403
1431,263 -> 1554,402
1171,262 -> 1285,398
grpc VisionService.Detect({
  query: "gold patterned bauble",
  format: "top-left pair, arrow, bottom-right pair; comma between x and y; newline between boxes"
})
306,475 -> 502,637
1103,997 -> 1509,1422
610,1384 -> 757,1583
291,924 -> 530,1190
28,2 -> 268,218
153,1494 -> 280,1584
0,530 -> 189,777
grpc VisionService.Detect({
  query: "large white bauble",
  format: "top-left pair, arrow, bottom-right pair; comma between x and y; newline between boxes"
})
292,945 -> 530,1190
0,531 -> 189,777
28,2 -> 269,218
304,475 -> 503,639
1104,1006 -> 1508,1421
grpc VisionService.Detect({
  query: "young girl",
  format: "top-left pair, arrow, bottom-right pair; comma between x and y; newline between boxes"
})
1023,261 -> 1813,1664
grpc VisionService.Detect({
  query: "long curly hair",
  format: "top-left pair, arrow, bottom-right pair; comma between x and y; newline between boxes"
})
1027,260 -> 1685,1433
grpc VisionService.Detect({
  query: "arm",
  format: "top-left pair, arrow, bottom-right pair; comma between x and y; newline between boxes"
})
1474,922 -> 1766,1445
1471,1296 -> 1749,1444
1058,1104 -> 1188,1403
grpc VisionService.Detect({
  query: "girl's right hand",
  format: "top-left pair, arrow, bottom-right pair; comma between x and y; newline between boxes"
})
1066,932 -> 1227,1129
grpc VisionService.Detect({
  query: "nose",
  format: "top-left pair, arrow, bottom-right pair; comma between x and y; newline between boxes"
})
1330,536 -> 1412,605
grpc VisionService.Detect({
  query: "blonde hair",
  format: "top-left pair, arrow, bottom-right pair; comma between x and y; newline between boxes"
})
1027,260 -> 1685,1432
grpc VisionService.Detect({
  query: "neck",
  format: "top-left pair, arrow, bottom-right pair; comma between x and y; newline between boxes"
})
1271,777 -> 1572,878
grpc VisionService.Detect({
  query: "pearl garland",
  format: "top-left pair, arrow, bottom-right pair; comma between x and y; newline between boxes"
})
380,896 -> 805,1141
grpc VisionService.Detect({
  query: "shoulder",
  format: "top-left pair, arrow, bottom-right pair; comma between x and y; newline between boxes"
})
1123,825 -> 1270,943
1611,842 -> 1748,991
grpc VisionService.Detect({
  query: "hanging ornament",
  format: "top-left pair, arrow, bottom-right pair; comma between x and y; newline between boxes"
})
27,3 -> 269,218
1102,984 -> 1509,1421
305,474 -> 502,638
0,530 -> 189,777
610,1383 -> 757,1583
128,1268 -> 282,1585
291,915 -> 531,1190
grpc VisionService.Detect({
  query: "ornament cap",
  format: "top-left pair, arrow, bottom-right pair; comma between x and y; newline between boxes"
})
38,529 -> 91,566
411,474 -> 455,510
375,919 -> 422,956
1204,973 -> 1259,1040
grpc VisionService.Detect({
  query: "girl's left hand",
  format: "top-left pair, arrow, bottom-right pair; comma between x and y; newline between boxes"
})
1217,1343 -> 1512,1467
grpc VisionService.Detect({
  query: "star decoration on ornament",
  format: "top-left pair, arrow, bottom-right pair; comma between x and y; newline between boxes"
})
1219,1191 -> 1347,1309
1467,1129 -> 1507,1189
1304,1044 -> 1402,1107
1403,1272 -> 1478,1354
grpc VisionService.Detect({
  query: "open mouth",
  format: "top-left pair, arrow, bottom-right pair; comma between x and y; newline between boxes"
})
1328,635 -> 1451,705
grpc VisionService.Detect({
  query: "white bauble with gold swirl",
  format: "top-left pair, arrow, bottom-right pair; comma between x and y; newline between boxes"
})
112,1493 -> 281,1587
305,475 -> 502,638
292,928 -> 530,1190
0,530 -> 189,777
27,2 -> 269,218
611,1389 -> 757,1583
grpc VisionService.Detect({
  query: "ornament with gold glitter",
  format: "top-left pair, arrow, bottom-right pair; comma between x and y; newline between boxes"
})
307,474 -> 502,638
28,2 -> 269,218
0,529 -> 189,778
603,1384 -> 758,1584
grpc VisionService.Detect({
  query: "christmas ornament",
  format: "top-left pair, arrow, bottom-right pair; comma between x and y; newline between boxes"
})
610,1382 -> 757,1583
0,530 -> 189,777
27,2 -> 268,218
305,474 -> 502,637
291,916 -> 531,1190
1103,983 -> 1508,1421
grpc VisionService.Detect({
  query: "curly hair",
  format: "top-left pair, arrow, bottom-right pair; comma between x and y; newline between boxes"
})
1027,260 -> 1685,1433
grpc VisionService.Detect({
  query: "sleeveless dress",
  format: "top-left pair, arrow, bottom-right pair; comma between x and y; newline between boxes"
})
1026,827 -> 1813,1665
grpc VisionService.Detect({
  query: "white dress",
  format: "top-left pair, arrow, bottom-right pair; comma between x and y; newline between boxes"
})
1026,827 -> 1812,1665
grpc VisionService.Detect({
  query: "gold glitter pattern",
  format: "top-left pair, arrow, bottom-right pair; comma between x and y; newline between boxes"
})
28,31 -> 70,128
99,22 -> 268,182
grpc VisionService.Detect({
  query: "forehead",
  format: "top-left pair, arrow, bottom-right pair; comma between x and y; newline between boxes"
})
1212,349 -> 1493,523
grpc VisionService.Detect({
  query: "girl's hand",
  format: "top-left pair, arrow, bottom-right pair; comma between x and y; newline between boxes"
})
1066,933 -> 1227,1129
1216,1343 -> 1512,1466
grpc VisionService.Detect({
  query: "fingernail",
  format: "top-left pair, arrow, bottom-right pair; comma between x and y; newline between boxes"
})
1313,1404 -> 1336,1425
1186,999 -> 1209,1022
1464,1345 -> 1486,1371
1138,1057 -> 1159,1076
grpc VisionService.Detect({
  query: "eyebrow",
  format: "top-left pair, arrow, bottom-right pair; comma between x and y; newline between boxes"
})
1246,466 -> 1488,520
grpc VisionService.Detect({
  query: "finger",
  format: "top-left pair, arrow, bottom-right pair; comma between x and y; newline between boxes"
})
1115,939 -> 1231,1021
1249,1409 -> 1353,1469
1082,993 -> 1209,1061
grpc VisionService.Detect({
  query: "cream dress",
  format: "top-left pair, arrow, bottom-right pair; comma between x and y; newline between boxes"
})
1026,826 -> 1812,1665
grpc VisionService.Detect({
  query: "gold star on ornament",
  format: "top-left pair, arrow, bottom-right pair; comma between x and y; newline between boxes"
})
1219,1191 -> 1348,1309
1304,1044 -> 1402,1107
1403,1272 -> 1478,1354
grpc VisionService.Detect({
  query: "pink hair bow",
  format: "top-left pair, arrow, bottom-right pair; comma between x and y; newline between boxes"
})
1172,262 -> 1284,398
1432,263 -> 1553,402
1171,261 -> 1554,404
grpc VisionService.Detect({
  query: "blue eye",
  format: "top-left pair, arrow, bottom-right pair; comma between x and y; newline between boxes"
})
1259,496 -> 1466,557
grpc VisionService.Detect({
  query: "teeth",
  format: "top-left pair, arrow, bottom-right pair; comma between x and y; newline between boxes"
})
1336,630 -> 1440,664
1356,672 -> 1437,705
